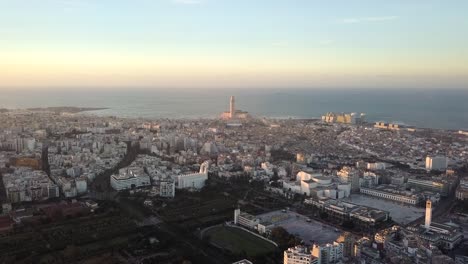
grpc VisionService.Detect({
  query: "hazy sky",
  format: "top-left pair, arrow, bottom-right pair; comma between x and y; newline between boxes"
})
1,0 -> 467,89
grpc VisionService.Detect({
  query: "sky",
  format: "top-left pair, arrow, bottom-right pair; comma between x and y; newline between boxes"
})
1,0 -> 468,89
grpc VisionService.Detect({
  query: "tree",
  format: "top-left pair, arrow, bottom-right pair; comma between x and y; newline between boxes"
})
319,211 -> 328,219
342,220 -> 354,229
270,227 -> 300,249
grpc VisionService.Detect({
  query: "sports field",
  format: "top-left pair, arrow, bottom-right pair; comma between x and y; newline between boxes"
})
204,226 -> 276,256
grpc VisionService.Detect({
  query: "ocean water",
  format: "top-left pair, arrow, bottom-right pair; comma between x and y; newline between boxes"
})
1,88 -> 468,130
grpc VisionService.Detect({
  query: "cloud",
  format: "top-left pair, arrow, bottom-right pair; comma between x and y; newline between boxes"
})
173,0 -> 203,4
340,16 -> 398,24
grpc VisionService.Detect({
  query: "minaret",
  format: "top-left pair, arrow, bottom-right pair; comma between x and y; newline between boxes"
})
425,200 -> 432,229
230,96 -> 235,119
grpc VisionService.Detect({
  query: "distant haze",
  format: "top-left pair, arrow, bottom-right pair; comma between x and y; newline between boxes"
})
1,88 -> 468,130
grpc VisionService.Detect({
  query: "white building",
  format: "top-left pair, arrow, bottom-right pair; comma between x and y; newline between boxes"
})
425,156 -> 447,171
3,169 -> 59,203
75,177 -> 88,194
284,246 -> 319,264
359,186 -> 421,205
367,162 -> 386,170
283,180 -> 302,194
312,242 -> 344,264
234,208 -> 259,229
176,161 -> 209,190
110,167 -> 151,191
296,171 -> 323,182
159,180 -> 175,198
408,199 -> 464,250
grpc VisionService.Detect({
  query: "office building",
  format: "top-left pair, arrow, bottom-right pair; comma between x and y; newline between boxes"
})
311,242 -> 344,264
159,180 -> 175,198
337,167 -> 360,193
425,156 -> 447,171
407,175 -> 457,197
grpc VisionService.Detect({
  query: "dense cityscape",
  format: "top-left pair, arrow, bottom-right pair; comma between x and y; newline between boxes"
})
0,97 -> 467,264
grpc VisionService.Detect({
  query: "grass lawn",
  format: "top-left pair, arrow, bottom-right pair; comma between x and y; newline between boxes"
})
205,226 -> 276,256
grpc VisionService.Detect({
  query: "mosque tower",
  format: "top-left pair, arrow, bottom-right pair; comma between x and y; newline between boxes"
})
230,96 -> 235,119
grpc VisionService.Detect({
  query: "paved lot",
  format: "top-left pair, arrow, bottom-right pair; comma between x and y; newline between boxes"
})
345,194 -> 425,225
257,210 -> 340,245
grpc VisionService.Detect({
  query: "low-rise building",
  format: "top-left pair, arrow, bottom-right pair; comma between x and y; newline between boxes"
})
360,185 -> 422,205
305,198 -> 389,228
175,161 -> 209,190
234,209 -> 259,229
110,167 -> 151,191
284,246 -> 319,264
407,175 -> 457,197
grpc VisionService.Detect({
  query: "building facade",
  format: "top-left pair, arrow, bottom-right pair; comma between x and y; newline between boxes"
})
175,161 -> 209,190
360,186 -> 421,205
110,167 -> 151,191
159,180 -> 175,198
425,156 -> 447,171
284,246 -> 319,264
311,242 -> 344,264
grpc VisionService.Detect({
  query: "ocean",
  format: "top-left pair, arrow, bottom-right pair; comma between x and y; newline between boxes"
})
1,88 -> 468,130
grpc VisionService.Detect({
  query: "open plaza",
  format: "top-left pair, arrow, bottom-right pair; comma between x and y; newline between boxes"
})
257,210 -> 341,245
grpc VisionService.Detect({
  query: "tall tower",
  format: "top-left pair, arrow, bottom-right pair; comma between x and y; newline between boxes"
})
425,200 -> 432,229
229,96 -> 235,119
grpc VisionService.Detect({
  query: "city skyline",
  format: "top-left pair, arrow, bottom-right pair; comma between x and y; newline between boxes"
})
1,0 -> 468,89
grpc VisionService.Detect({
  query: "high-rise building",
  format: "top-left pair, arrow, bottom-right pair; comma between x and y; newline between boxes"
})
425,156 -> 447,171
311,242 -> 344,264
337,167 -> 360,193
335,232 -> 357,258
